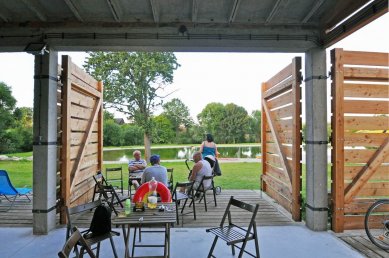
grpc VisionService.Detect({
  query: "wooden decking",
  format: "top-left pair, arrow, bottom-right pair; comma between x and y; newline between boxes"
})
0,189 -> 296,228
336,231 -> 389,258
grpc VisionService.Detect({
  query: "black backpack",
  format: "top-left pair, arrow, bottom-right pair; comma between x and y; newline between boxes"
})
87,203 -> 112,237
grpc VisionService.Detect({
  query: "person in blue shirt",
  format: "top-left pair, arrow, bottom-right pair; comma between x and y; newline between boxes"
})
199,133 -> 222,176
141,154 -> 168,186
199,133 -> 218,158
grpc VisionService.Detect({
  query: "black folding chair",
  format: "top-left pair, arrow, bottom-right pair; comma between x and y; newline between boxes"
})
191,175 -> 217,212
58,226 -> 96,258
206,196 -> 260,258
65,200 -> 120,258
172,181 -> 196,226
105,167 -> 124,195
92,172 -> 127,215
167,168 -> 174,193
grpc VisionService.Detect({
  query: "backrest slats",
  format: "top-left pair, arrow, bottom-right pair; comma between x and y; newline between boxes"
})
67,199 -> 102,215
230,197 -> 256,212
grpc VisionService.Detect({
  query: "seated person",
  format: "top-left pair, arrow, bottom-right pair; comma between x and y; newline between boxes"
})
187,151 -> 212,191
128,150 -> 147,189
141,154 -> 168,187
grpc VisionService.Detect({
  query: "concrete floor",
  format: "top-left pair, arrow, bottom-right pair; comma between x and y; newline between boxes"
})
1,225 -> 363,258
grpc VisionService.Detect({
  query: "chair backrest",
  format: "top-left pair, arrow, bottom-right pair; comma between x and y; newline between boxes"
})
167,168 -> 174,187
105,167 -> 123,180
221,196 -> 259,229
58,227 -> 96,258
0,170 -> 18,195
65,200 -> 102,238
172,181 -> 195,197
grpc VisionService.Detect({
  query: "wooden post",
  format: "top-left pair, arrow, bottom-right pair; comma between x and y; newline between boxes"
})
60,55 -> 72,224
291,57 -> 302,221
261,82 -> 268,192
331,48 -> 345,233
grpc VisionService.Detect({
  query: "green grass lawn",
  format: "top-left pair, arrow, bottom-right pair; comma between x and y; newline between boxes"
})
1,160 -> 330,205
0,160 -> 262,190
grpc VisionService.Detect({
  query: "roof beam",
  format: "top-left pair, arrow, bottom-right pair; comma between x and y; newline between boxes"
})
150,0 -> 160,23
0,9 -> 11,22
229,0 -> 242,23
266,0 -> 283,24
63,0 -> 84,22
21,0 -> 47,22
192,0 -> 198,23
106,0 -> 121,22
302,0 -> 326,23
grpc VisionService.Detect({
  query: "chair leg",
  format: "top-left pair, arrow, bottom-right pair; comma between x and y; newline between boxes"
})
238,240 -> 249,258
5,195 -> 17,212
181,198 -> 189,214
207,236 -> 219,258
192,197 -> 196,220
79,247 -> 85,258
203,192 -> 208,212
96,242 -> 101,257
109,236 -> 119,258
254,227 -> 260,257
231,243 -> 235,256
175,201 -> 180,225
213,189 -> 217,207
132,226 -> 137,257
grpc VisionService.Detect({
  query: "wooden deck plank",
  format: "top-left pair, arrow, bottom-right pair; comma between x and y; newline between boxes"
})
0,190 -> 296,228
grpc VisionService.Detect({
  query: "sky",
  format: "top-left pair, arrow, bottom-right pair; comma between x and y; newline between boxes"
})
0,14 -> 388,122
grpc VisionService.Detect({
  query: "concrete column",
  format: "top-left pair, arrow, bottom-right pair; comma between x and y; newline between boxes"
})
32,49 -> 58,234
304,48 -> 328,231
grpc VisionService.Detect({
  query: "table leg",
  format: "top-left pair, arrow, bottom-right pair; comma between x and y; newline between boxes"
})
123,224 -> 131,258
166,223 -> 171,258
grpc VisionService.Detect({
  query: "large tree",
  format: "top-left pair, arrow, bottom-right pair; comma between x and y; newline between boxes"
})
84,52 -> 180,159
162,98 -> 193,139
219,103 -> 249,143
0,82 -> 17,153
197,102 -> 226,140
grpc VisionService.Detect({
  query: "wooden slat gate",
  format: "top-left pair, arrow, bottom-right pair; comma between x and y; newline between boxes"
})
261,57 -> 302,221
331,48 -> 389,232
59,56 -> 103,223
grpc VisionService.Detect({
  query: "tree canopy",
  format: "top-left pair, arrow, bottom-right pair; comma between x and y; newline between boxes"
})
84,52 -> 180,159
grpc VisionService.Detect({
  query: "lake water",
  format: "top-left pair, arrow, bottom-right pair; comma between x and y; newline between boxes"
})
103,146 -> 261,162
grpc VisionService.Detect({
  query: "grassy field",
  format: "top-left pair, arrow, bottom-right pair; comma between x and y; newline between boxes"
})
0,160 -> 330,203
0,160 -> 262,190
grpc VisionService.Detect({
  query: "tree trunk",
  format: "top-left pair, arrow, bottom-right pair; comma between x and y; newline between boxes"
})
143,132 -> 151,163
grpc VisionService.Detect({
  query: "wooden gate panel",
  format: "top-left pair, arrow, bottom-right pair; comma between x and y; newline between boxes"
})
331,48 -> 389,232
261,57 -> 302,221
59,55 -> 103,223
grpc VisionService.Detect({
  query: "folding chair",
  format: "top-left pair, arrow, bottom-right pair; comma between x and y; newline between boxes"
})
65,200 -> 120,258
105,167 -> 124,195
0,170 -> 31,212
58,226 -> 96,258
191,175 -> 217,212
167,168 -> 174,193
206,196 -> 260,258
172,181 -> 196,226
92,172 -> 127,215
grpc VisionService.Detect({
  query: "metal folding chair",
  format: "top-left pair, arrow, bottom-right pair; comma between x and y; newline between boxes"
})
105,167 -> 124,195
172,181 -> 196,226
65,200 -> 120,258
191,175 -> 217,212
206,196 -> 260,258
58,226 -> 96,258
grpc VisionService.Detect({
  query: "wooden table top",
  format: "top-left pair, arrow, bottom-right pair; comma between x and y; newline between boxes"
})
112,203 -> 176,226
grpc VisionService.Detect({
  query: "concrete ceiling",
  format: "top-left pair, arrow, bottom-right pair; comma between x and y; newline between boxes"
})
0,0 -> 387,52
